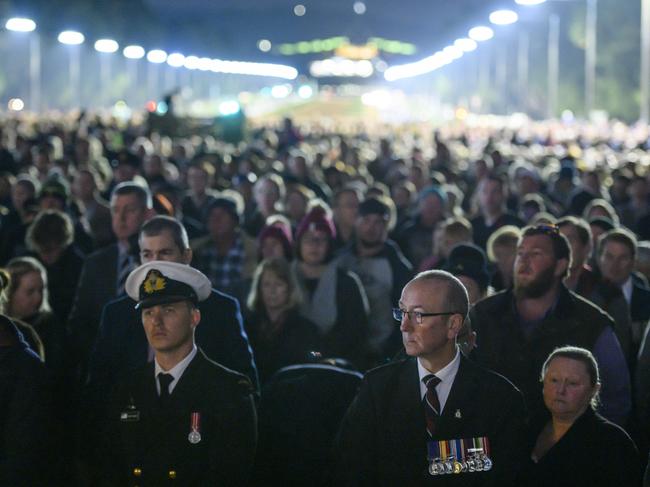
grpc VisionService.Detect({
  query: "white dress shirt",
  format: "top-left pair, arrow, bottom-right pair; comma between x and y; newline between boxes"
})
154,345 -> 197,395
417,349 -> 461,413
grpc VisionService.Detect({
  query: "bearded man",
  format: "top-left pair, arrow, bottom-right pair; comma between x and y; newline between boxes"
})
469,224 -> 631,425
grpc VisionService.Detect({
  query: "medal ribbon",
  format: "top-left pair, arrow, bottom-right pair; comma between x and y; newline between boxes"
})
191,412 -> 201,432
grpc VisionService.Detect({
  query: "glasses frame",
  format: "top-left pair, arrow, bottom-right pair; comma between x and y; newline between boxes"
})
392,308 -> 460,325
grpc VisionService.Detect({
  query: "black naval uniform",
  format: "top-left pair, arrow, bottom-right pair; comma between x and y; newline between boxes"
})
335,355 -> 527,486
103,348 -> 257,486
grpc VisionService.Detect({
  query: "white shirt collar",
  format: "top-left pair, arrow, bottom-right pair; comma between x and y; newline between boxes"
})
154,345 -> 197,395
417,349 -> 461,413
621,276 -> 633,305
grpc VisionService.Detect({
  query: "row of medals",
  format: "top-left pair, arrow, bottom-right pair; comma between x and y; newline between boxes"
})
429,452 -> 493,476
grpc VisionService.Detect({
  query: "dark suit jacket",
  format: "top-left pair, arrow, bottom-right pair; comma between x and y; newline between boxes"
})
519,408 -> 641,487
68,243 -> 120,372
103,349 -> 257,487
88,289 -> 259,412
335,355 -> 527,486
0,320 -> 54,486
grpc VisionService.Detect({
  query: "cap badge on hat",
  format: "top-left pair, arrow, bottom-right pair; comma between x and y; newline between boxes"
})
143,270 -> 166,295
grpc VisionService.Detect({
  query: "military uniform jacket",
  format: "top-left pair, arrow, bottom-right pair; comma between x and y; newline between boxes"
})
103,349 -> 257,487
334,356 -> 527,486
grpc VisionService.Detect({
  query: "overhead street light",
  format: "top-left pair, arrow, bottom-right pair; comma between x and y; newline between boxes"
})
468,26 -> 494,42
58,30 -> 84,45
489,10 -> 518,25
94,39 -> 119,53
5,17 -> 36,32
123,45 -> 145,59
166,52 -> 185,67
455,38 -> 478,52
146,49 -> 167,63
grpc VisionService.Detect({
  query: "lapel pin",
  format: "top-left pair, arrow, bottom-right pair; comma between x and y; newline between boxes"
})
454,409 -> 462,419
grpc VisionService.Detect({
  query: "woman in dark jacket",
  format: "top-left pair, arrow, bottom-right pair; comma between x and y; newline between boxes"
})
245,257 -> 320,384
520,346 -> 641,487
292,205 -> 369,368
3,257 -> 65,374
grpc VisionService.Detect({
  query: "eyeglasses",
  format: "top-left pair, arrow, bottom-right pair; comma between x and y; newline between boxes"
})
392,308 -> 459,325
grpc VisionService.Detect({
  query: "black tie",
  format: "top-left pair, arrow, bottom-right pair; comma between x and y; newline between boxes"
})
158,373 -> 174,404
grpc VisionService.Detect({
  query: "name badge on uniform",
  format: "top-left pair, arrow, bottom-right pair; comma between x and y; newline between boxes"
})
188,412 -> 202,444
427,437 -> 493,476
120,398 -> 140,422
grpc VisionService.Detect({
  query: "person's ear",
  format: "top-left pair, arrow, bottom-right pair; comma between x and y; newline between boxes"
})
190,308 -> 201,329
555,257 -> 569,278
447,314 -> 464,340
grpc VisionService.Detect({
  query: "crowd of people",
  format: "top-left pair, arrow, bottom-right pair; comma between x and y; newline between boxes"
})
1,112 -> 650,485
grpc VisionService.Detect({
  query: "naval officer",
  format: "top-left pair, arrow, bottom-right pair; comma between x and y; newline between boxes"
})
335,269 -> 527,486
102,261 -> 256,486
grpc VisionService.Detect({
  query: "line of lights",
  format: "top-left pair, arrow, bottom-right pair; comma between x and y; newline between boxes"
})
2,16 -> 297,80
384,3 -> 532,81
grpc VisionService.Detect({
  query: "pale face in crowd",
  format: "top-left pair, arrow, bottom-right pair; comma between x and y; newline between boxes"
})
478,179 -> 505,217
543,356 -> 599,422
142,301 -> 200,355
492,243 -> 517,283
514,235 -> 566,298
111,193 -> 148,243
139,230 -> 192,265
300,229 -> 329,266
333,191 -> 359,228
399,279 -> 461,360
9,271 -> 44,319
356,213 -> 388,248
261,237 -> 286,260
559,224 -> 590,269
599,240 -> 635,286
260,270 -> 290,314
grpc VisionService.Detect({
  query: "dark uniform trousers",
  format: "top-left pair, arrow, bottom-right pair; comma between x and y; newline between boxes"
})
335,356 -> 527,486
103,349 -> 257,486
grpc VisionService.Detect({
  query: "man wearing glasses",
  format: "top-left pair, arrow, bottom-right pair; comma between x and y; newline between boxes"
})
470,224 -> 631,426
336,270 -> 526,486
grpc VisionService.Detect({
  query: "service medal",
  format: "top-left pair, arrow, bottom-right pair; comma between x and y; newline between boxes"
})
482,455 -> 493,471
453,461 -> 462,474
188,412 -> 202,444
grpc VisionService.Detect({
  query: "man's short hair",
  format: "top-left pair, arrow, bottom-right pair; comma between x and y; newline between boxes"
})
520,224 -> 571,263
111,181 -> 153,209
598,228 -> 638,260
140,215 -> 190,251
486,225 -> 521,262
439,217 -> 473,241
557,216 -> 592,247
411,270 -> 469,321
357,195 -> 397,231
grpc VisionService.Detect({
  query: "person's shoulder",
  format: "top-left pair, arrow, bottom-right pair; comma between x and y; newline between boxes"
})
363,357 -> 413,385
588,411 -> 637,449
196,350 -> 255,395
104,294 -> 135,312
471,289 -> 512,313
460,356 -> 521,395
205,288 -> 239,309
190,235 -> 213,252
565,289 -> 615,324
85,242 -> 118,262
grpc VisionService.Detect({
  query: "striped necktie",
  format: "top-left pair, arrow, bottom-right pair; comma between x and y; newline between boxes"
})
423,374 -> 442,437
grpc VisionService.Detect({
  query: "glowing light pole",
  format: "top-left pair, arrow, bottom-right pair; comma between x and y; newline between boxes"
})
58,30 -> 85,108
5,18 -> 40,111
